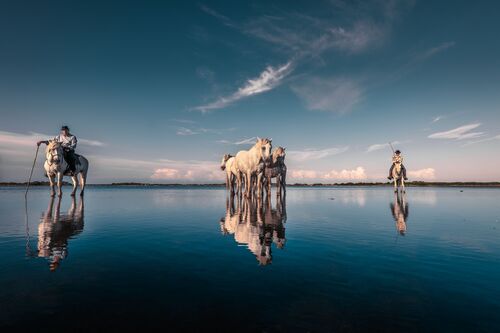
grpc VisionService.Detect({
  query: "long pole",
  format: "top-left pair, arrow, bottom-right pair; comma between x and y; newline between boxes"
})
388,142 -> 395,154
25,145 -> 40,197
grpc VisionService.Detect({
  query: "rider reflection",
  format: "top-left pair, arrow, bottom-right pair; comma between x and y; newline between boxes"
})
220,194 -> 286,265
37,196 -> 84,271
390,192 -> 409,235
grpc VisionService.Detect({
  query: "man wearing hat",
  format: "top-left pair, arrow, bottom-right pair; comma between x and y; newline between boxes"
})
388,150 -> 408,181
37,126 -> 78,173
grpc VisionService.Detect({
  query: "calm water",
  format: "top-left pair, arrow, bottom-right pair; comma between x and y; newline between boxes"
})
1,186 -> 499,332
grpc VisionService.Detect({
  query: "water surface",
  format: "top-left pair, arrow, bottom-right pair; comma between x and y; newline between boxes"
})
1,186 -> 499,332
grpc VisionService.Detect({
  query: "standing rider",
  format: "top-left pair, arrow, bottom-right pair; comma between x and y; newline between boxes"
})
37,126 -> 78,173
388,150 -> 408,180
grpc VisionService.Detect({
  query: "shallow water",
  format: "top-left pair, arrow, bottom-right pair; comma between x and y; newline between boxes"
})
1,186 -> 499,332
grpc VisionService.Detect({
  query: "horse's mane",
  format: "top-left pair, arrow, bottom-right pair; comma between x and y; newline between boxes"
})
272,147 -> 285,164
46,140 -> 61,151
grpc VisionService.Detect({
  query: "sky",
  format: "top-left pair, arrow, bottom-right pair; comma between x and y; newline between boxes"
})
1,0 -> 499,183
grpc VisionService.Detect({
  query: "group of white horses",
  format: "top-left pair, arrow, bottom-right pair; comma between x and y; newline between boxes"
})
40,137 -> 406,198
220,137 -> 287,198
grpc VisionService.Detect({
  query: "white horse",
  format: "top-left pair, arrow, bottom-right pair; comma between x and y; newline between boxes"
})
44,141 -> 89,197
234,138 -> 272,198
220,154 -> 240,193
391,161 -> 405,193
263,147 -> 287,197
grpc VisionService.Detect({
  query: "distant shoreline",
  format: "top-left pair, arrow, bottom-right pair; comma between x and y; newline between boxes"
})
2,181 -> 500,188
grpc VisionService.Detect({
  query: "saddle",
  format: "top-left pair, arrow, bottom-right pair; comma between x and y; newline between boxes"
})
63,153 -> 81,176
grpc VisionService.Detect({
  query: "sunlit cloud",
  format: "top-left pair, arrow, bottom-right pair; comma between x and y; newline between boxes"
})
324,167 -> 367,180
408,168 -> 436,180
193,62 -> 292,112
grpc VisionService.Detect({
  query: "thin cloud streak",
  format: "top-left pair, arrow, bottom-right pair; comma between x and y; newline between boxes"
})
193,62 -> 292,112
428,123 -> 483,140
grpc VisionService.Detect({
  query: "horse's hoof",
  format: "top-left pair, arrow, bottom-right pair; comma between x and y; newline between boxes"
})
50,193 -> 55,197
70,193 -> 76,197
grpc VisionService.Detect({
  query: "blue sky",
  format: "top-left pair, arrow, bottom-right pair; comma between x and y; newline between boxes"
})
1,0 -> 499,183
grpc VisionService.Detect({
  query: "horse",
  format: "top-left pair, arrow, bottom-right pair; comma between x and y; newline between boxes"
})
220,154 -> 241,193
263,147 -> 287,197
219,194 -> 286,266
391,161 -> 405,193
44,140 -> 89,197
234,138 -> 272,198
37,196 -> 84,271
390,192 -> 408,236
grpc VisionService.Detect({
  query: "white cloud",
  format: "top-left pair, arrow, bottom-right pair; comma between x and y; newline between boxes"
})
324,167 -> 367,180
193,62 -> 292,112
408,168 -> 436,180
428,123 -> 483,140
151,159 -> 222,181
287,146 -> 349,161
291,78 -> 362,113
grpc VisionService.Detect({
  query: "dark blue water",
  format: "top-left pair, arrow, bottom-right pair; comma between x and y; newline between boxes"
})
1,186 -> 499,332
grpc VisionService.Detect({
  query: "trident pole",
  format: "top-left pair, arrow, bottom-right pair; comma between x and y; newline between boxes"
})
25,145 -> 40,197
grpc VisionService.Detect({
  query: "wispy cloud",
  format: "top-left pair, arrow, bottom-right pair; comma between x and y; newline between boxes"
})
175,126 -> 235,136
461,134 -> 500,146
432,115 -> 444,123
192,62 -> 292,112
217,137 -> 257,145
0,130 -> 105,147
291,77 -> 362,113
366,141 -> 403,153
414,41 -> 456,62
428,123 -> 484,140
287,146 -> 349,161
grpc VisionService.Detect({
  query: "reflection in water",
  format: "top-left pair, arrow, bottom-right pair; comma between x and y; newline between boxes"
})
220,194 -> 286,265
390,192 -> 409,235
37,196 -> 84,271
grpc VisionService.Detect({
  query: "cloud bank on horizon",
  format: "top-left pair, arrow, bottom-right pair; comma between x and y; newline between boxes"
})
0,0 -> 499,183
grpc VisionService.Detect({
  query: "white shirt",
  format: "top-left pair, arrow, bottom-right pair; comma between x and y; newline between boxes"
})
53,134 -> 77,150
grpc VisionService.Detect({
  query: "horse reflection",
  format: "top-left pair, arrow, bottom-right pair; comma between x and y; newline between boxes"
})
37,196 -> 84,271
390,192 -> 409,235
220,195 -> 286,265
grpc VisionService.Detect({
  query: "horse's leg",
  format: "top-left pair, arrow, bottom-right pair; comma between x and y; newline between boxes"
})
257,173 -> 263,198
71,175 -> 78,196
48,174 -> 55,197
245,171 -> 252,197
401,175 -> 405,193
57,172 -> 63,197
80,172 -> 86,196
393,174 -> 397,193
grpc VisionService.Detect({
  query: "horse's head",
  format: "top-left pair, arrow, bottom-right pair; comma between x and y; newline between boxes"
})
46,141 -> 63,165
220,154 -> 232,170
273,147 -> 286,165
256,137 -> 272,163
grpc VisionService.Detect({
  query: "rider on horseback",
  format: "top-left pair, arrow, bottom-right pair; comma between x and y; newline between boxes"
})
37,125 -> 78,173
388,150 -> 408,180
